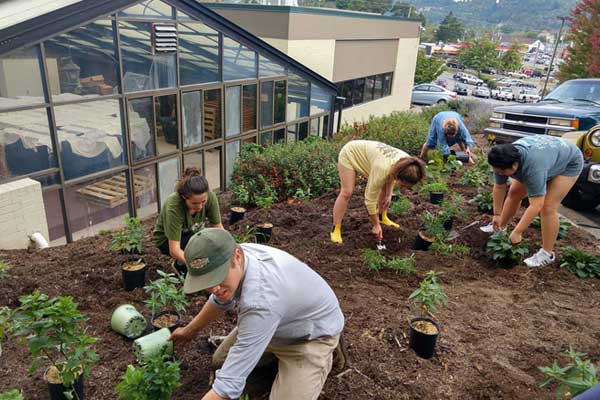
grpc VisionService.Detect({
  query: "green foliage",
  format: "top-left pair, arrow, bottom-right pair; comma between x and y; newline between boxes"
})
431,241 -> 470,257
361,249 -> 416,275
475,191 -> 493,213
559,247 -> 600,279
559,1 -> 600,81
0,306 -> 11,357
391,2 -> 426,24
231,138 -> 338,207
362,249 -> 386,272
390,196 -> 412,216
421,211 -> 449,242
143,270 -> 189,315
409,271 -> 447,314
426,150 -> 461,180
531,216 -> 571,240
440,194 -> 464,221
335,0 -> 392,14
420,180 -> 449,194
254,181 -> 277,211
0,390 -> 24,400
414,50 -> 446,84
435,12 -> 465,42
10,291 -> 99,399
0,260 -> 10,280
461,152 -> 493,187
500,41 -> 523,72
485,230 -> 529,265
115,350 -> 181,400
111,217 -> 145,254
232,225 -> 258,244
539,346 -> 598,399
458,36 -> 499,71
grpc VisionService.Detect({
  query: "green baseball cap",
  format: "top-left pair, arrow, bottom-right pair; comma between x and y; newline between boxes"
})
183,228 -> 237,294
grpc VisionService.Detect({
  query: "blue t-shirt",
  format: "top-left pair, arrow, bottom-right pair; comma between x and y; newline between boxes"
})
425,111 -> 475,155
494,135 -> 583,197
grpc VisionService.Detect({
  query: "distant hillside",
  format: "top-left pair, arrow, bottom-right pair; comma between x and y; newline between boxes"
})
410,0 -> 576,33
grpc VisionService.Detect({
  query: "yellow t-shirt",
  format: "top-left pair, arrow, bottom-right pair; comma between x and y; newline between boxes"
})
338,140 -> 409,214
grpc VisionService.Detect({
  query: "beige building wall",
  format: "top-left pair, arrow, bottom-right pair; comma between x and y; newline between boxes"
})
287,39 -> 335,79
0,178 -> 49,249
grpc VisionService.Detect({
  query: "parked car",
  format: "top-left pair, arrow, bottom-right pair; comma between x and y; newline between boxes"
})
411,83 -> 457,105
453,71 -> 466,80
491,86 -> 514,101
455,82 -> 469,95
508,71 -> 528,79
480,68 -> 496,75
516,89 -> 541,103
473,85 -> 491,98
561,125 -> 600,210
513,82 -> 537,89
532,70 -> 544,78
522,69 -> 534,77
460,74 -> 484,86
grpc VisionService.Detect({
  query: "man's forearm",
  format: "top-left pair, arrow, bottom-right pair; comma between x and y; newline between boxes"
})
492,184 -> 507,216
419,143 -> 431,159
185,300 -> 224,336
202,389 -> 226,400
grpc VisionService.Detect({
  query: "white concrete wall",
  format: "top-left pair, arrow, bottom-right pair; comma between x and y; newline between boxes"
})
0,178 -> 49,249
286,39 -> 336,80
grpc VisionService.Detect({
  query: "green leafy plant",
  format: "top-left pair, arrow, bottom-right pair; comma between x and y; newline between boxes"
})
254,180 -> 278,222
439,194 -> 465,222
9,291 -> 98,400
420,211 -> 449,242
389,196 -> 411,216
0,306 -> 12,357
485,230 -> 529,266
232,225 -> 257,244
111,217 -> 145,254
539,346 -> 598,399
531,216 -> 571,240
362,249 -> 386,272
461,153 -> 493,187
0,260 -> 10,280
293,187 -> 312,201
559,247 -> 600,279
431,241 -> 470,257
143,270 -> 189,316
386,255 -> 417,275
115,349 -> 181,400
0,390 -> 24,400
420,180 -> 449,194
232,183 -> 250,207
409,271 -> 447,315
474,192 -> 493,213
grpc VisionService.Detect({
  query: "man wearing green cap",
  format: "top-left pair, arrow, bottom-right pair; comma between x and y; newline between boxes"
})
169,228 -> 345,400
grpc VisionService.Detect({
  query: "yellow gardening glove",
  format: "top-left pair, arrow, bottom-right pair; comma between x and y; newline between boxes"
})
380,211 -> 400,228
330,225 -> 343,244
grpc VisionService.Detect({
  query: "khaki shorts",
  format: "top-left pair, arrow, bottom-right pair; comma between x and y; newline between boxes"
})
338,145 -> 354,171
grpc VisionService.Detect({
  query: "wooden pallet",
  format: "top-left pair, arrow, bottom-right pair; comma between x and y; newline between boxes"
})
77,174 -> 152,208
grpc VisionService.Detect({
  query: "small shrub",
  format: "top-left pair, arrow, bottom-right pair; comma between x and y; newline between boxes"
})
539,346 -> 598,399
421,211 -> 449,242
390,196 -> 411,216
387,255 -> 417,275
362,249 -> 386,272
111,217 -> 145,254
420,181 -> 449,194
0,260 -> 10,280
115,350 -> 181,400
485,230 -> 529,266
143,271 -> 189,315
439,194 -> 465,222
559,247 -> 600,279
474,192 -> 493,213
409,271 -> 447,315
0,390 -> 24,400
431,241 -> 470,257
461,152 -> 493,187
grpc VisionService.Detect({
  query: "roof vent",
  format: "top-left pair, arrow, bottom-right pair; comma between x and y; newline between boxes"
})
152,23 -> 177,53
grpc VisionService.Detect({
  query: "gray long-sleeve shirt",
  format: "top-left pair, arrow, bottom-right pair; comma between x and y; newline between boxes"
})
210,243 -> 345,399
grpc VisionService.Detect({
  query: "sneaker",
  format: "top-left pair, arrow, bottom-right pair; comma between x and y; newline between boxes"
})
524,248 -> 555,268
480,223 -> 494,233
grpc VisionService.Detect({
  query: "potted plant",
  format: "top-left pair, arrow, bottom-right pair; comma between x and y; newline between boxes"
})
143,270 -> 189,331
133,328 -> 174,363
414,211 -> 448,251
408,271 -> 447,359
439,194 -> 464,231
9,291 -> 98,400
254,186 -> 277,244
230,183 -> 249,226
485,230 -> 530,268
116,348 -> 180,400
474,191 -> 494,214
420,181 -> 449,204
111,217 -> 147,291
111,304 -> 147,339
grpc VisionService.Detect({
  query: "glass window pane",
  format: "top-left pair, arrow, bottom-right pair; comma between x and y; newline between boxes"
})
260,131 -> 273,146
54,99 -> 125,180
383,73 -> 393,96
260,81 -> 273,129
65,172 -> 129,240
225,140 -> 240,187
242,84 -> 257,132
183,150 -> 203,172
120,21 -> 176,92
0,107 -> 56,181
287,124 -> 297,143
352,78 -> 365,105
310,118 -> 319,137
298,121 -> 308,141
204,146 -> 221,191
0,46 -> 45,110
274,128 -> 285,143
34,173 -> 61,187
158,157 -> 180,209
225,86 -> 241,137
179,19 -> 220,85
223,37 -> 256,81
364,76 -> 375,102
243,136 -> 256,145
134,165 -> 158,219
182,91 -> 202,148
155,94 -> 178,155
274,80 -> 286,124
339,81 -> 353,108
204,89 -> 222,141
374,75 -> 384,100
259,54 -> 286,78
128,97 -> 155,162
119,0 -> 174,19
310,83 -> 331,115
45,20 -> 118,101
42,187 -> 66,244
287,74 -> 309,121
321,114 -> 329,137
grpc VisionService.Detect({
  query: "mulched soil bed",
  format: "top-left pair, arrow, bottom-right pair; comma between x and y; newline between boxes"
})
2,172 -> 600,399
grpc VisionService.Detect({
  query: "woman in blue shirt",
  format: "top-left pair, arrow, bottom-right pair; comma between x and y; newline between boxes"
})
487,135 -> 583,267
419,111 -> 475,162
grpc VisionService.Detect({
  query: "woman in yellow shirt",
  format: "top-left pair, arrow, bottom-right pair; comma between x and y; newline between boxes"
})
331,140 -> 426,244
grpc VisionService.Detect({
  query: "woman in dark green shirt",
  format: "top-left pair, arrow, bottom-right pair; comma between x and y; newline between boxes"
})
153,167 -> 223,274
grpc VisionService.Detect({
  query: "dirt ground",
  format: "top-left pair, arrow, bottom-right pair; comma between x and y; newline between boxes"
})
1,172 -> 600,399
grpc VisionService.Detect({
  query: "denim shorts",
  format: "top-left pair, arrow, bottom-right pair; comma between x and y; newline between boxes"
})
563,152 -> 584,177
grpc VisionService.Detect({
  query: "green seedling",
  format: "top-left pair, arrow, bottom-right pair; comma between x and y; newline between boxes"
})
387,255 -> 417,275
390,196 -> 411,216
111,217 -> 145,254
362,249 -> 386,272
420,180 -> 449,194
539,346 -> 598,399
0,260 -> 10,280
409,271 -> 447,315
421,211 -> 449,242
0,390 -> 24,400
431,241 -> 470,257
474,192 -> 493,213
559,247 -> 600,279
233,225 -> 258,244
143,270 -> 189,316
485,230 -> 529,266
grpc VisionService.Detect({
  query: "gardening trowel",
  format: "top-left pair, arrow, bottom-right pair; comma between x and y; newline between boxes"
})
376,232 -> 386,251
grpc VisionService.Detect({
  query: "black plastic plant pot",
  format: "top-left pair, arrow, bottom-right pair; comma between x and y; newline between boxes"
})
45,368 -> 84,400
120,248 -> 141,255
450,150 -> 470,163
229,207 -> 246,225
256,223 -> 273,244
409,317 -> 440,359
413,232 -> 434,251
430,192 -> 444,204
121,258 -> 146,291
151,310 -> 181,332
391,194 -> 400,202
443,217 -> 454,231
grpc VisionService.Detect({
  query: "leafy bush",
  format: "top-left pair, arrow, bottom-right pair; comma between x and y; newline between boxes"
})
389,196 -> 411,216
409,271 -> 447,315
362,249 -> 386,272
431,241 -> 470,257
0,390 -> 24,400
559,247 -> 600,279
111,217 -> 145,254
420,180 -> 449,194
115,350 -> 181,400
539,346 -> 598,399
231,138 -> 339,207
10,291 -> 99,399
474,191 -> 493,213
485,230 -> 529,266
0,260 -> 9,280
461,152 -> 493,187
143,271 -> 189,315
440,194 -> 465,222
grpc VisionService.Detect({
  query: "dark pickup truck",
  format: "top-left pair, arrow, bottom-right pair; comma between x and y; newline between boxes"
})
485,79 -> 600,211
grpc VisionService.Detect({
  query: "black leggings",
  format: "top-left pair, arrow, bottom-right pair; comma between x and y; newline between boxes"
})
158,231 -> 194,258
